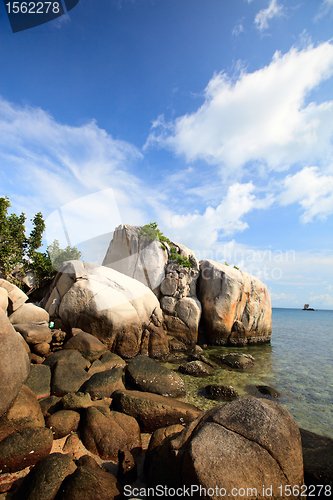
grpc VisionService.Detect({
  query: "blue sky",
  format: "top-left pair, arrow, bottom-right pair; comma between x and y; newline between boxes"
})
0,0 -> 333,309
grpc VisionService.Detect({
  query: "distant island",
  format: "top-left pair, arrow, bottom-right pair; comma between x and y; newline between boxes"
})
303,304 -> 315,311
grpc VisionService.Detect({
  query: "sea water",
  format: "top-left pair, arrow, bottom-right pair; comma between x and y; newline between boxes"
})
164,308 -> 333,438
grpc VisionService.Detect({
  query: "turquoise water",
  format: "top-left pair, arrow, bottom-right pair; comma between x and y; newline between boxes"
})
164,308 -> 333,438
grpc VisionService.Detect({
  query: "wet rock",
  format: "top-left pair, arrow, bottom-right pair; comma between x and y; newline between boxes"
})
178,360 -> 214,377
0,427 -> 53,474
51,360 -> 90,397
63,330 -> 107,362
80,406 -> 141,461
126,355 -> 186,397
219,352 -> 255,370
205,384 -> 239,400
80,367 -> 125,400
300,428 -> 333,489
256,385 -> 281,398
45,410 -> 80,439
25,364 -> 51,399
167,336 -> 187,352
111,389 -> 201,433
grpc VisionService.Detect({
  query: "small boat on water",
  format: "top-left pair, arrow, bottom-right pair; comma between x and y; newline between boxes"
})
303,304 -> 315,311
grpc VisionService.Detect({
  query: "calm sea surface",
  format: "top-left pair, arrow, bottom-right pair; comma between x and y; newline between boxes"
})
164,308 -> 333,438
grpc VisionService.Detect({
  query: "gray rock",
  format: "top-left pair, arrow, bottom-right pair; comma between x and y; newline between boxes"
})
0,279 -> 28,313
9,303 -> 49,325
219,352 -> 255,370
126,355 -> 186,397
178,360 -> 214,377
14,322 -> 52,345
0,287 -> 8,312
205,384 -> 239,400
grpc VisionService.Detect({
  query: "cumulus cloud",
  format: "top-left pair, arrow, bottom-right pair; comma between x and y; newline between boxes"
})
279,166 -> 333,222
146,42 -> 333,179
254,0 -> 284,31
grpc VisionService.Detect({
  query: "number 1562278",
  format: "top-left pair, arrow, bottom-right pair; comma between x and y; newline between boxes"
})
5,2 -> 60,14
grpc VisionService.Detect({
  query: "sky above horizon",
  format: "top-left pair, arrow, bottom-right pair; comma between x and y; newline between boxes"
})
0,0 -> 333,309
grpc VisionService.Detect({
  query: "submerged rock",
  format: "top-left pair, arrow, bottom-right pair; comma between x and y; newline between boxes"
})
204,384 -> 239,400
219,352 -> 255,370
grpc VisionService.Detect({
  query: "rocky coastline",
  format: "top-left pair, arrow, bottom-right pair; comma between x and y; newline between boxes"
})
0,224 -> 332,499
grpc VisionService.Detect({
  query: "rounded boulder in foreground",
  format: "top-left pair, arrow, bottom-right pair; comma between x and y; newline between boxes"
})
182,397 -> 304,499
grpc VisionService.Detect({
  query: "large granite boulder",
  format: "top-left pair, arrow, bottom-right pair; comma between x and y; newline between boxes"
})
0,279 -> 28,313
198,260 -> 272,345
147,396 -> 304,499
102,224 -> 168,297
0,309 -> 30,418
43,260 -> 169,359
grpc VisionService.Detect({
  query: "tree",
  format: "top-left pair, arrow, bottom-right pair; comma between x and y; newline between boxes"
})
0,196 -> 81,289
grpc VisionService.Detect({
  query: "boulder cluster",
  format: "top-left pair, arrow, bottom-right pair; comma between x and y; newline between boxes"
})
0,224 -> 331,499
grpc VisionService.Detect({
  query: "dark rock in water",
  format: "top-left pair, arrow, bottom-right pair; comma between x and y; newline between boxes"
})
178,360 -> 214,377
45,410 -> 80,439
80,406 -> 141,461
58,464 -> 121,500
63,330 -> 107,362
187,353 -> 214,367
51,360 -> 90,397
165,352 -> 187,363
0,427 -> 53,473
256,385 -> 281,398
117,449 -> 137,485
14,452 -> 77,500
146,396 -> 304,496
0,385 -> 45,442
43,349 -> 91,371
111,389 -> 201,433
126,354 -> 186,397
80,367 -> 125,400
25,364 -> 51,399
205,384 -> 239,400
300,428 -> 333,489
219,352 -> 255,370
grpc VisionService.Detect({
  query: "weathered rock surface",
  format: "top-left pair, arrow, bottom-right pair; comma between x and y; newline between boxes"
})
219,353 -> 255,370
63,330 -> 107,362
198,260 -> 272,346
204,384 -> 239,400
102,224 -> 168,297
25,364 -> 52,399
147,396 -> 304,499
44,260 -> 169,359
59,465 -> 121,500
9,302 -> 49,325
39,395 -> 62,417
45,410 -> 80,439
80,406 -> 141,461
300,428 -> 333,488
0,385 -> 45,442
0,427 -> 53,473
0,279 -> 28,313
126,355 -> 186,397
14,452 -> 77,500
43,349 -> 91,371
80,367 -> 125,399
0,310 -> 30,418
111,389 -> 201,433
178,360 -> 214,377
14,322 -> 52,345
51,360 -> 90,396
0,287 -> 8,312
60,392 -> 93,411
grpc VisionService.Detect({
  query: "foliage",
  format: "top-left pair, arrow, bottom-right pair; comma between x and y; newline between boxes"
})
0,196 -> 81,289
139,222 -> 193,268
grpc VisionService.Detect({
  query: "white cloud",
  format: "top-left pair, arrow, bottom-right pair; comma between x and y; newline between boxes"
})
254,0 -> 284,31
146,42 -> 333,178
280,166 -> 333,222
314,0 -> 333,21
232,22 -> 245,37
310,294 -> 333,308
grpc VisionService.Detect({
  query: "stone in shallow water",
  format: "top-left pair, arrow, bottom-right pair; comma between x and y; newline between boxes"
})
178,360 -> 214,377
204,384 -> 239,400
256,385 -> 281,398
219,352 -> 255,370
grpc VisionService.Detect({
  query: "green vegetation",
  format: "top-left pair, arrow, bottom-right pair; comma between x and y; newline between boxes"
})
0,196 -> 81,290
139,221 -> 193,268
